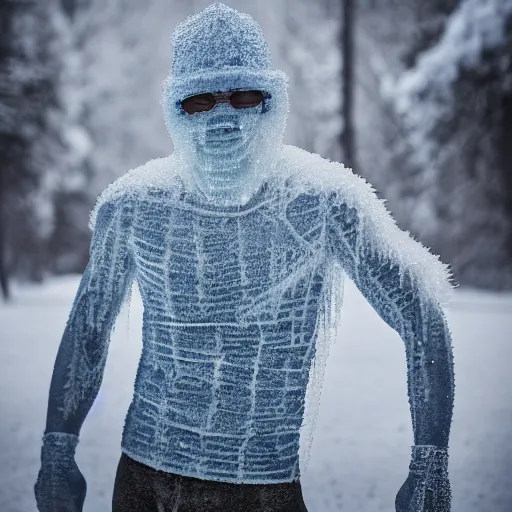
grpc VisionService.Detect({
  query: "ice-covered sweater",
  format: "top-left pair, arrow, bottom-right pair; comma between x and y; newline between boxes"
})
44,145 -> 455,484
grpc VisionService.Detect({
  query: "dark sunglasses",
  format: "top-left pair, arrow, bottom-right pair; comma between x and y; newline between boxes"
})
180,90 -> 268,114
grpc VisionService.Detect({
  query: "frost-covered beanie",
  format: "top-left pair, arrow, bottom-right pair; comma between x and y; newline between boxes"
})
161,2 -> 289,137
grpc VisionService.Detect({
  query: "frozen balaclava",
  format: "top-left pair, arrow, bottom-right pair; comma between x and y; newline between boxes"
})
161,3 -> 289,207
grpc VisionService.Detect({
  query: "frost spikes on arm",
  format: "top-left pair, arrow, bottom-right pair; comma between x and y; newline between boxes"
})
325,175 -> 455,449
44,195 -> 136,436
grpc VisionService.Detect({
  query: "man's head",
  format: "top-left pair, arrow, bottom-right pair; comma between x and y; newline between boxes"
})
161,3 -> 289,206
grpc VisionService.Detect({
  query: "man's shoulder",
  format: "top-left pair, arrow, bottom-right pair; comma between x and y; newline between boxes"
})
279,144 -> 370,202
280,145 -> 331,186
89,154 -> 179,230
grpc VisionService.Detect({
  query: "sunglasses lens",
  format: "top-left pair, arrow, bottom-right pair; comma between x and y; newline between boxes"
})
181,91 -> 265,114
181,93 -> 215,114
230,90 -> 264,109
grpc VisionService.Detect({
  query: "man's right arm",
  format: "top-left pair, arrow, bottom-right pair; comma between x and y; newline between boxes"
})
44,195 -> 136,436
35,195 -> 136,511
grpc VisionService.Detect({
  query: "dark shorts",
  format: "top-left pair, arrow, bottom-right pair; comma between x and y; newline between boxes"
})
112,453 -> 309,512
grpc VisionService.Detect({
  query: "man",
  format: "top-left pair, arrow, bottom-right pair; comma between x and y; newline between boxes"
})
35,3 -> 455,511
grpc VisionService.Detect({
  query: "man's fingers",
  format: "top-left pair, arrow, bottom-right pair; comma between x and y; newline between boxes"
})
424,488 -> 434,511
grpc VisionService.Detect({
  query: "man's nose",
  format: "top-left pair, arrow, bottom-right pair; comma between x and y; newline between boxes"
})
205,112 -> 241,137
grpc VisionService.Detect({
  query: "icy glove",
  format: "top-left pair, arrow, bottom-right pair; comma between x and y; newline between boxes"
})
395,445 -> 451,512
34,432 -> 86,512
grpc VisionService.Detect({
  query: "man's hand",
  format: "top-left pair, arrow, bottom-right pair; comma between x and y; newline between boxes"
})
395,445 -> 451,512
34,433 -> 86,512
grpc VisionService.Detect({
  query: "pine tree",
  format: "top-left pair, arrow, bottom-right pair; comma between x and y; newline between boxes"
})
391,0 -> 512,288
0,0 -> 74,295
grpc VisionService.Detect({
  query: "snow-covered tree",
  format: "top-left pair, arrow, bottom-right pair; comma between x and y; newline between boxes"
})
280,0 -> 342,160
1,0 -> 64,289
388,0 -> 512,288
0,0 -> 93,293
4,0 -> 510,292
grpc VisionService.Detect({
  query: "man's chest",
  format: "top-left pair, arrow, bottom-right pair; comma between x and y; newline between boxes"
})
131,195 -> 326,322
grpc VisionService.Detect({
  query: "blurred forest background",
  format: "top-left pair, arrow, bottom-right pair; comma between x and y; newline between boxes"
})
1,0 -> 511,301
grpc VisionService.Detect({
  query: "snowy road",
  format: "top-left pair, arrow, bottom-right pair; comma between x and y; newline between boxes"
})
1,276 -> 511,511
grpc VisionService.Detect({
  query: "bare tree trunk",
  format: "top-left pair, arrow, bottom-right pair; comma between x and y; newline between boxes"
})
0,190 -> 9,301
340,0 -> 357,170
0,3 -> 11,302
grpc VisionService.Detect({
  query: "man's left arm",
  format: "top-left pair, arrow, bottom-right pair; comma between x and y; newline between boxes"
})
325,187 -> 455,512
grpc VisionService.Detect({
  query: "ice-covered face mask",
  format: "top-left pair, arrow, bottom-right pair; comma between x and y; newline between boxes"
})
177,90 -> 270,204
161,3 -> 290,207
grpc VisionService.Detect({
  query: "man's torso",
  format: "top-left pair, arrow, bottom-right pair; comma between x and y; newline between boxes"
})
121,184 -> 332,484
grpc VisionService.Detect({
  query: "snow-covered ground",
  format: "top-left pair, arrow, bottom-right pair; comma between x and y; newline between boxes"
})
1,276 -> 511,511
